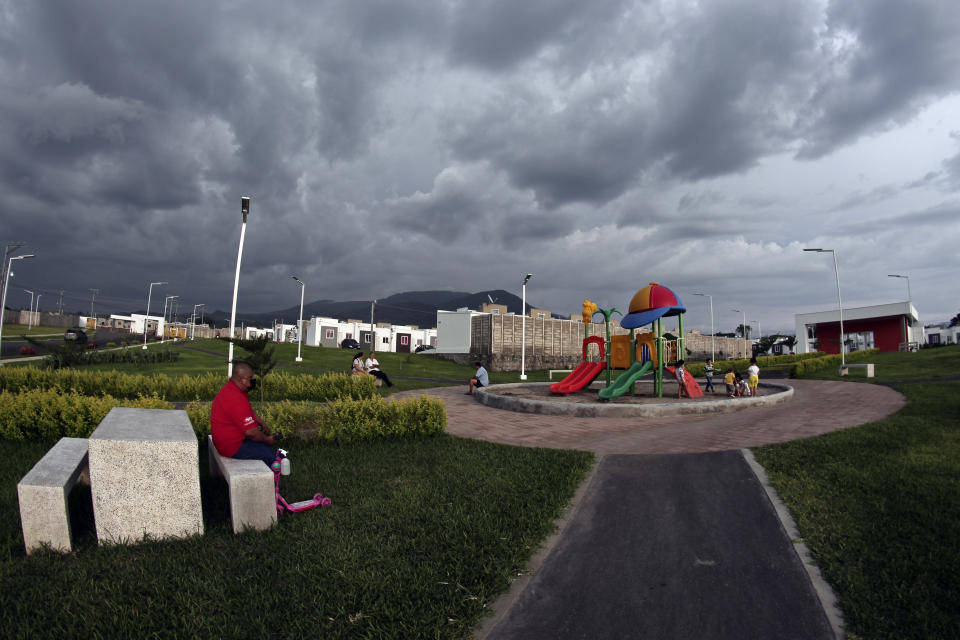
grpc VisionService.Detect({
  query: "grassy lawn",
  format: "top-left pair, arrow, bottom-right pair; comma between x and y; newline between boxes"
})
0,323 -> 75,337
793,344 -> 960,383
0,435 -> 593,639
753,345 -> 960,639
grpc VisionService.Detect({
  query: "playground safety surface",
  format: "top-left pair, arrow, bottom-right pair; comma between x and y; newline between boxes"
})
394,379 -> 905,638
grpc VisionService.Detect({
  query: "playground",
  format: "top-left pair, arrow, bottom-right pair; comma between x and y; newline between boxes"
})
478,282 -> 790,417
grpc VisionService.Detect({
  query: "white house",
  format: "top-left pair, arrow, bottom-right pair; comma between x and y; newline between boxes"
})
303,317 -> 437,353
108,313 -> 165,337
924,323 -> 959,346
795,302 -> 922,354
435,308 -> 486,354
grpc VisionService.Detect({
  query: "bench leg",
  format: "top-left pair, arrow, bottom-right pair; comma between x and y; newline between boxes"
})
18,471 -> 85,554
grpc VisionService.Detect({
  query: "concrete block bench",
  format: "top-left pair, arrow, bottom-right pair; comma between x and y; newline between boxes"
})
18,437 -> 90,554
207,435 -> 277,533
840,363 -> 875,378
88,408 -> 204,544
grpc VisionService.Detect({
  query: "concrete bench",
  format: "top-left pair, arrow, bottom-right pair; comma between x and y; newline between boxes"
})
17,437 -> 90,554
840,363 -> 875,378
549,369 -> 574,380
207,435 -> 277,533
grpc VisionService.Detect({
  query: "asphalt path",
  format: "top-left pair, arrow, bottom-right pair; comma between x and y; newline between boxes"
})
483,452 -> 836,640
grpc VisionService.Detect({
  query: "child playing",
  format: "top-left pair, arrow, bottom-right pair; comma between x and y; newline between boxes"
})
675,359 -> 688,398
724,366 -> 736,398
747,357 -> 760,397
735,372 -> 749,398
703,358 -> 715,393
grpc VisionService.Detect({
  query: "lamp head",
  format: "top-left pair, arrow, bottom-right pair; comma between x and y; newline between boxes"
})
241,196 -> 250,215
523,273 -> 532,284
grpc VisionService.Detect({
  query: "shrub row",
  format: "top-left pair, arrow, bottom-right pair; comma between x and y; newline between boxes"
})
0,389 -> 446,442
186,395 -> 447,442
683,351 -> 826,377
789,349 -> 880,377
42,348 -> 181,368
0,368 -> 376,402
0,389 -> 172,440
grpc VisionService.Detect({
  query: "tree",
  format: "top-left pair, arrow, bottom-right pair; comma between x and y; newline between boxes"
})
950,312 -> 960,327
757,334 -> 779,355
735,324 -> 752,340
228,336 -> 278,411
781,335 -> 798,353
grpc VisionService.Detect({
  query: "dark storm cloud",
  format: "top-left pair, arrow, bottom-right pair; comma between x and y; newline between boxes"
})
797,0 -> 960,158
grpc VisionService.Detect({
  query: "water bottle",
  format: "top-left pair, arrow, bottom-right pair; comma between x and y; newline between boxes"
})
280,457 -> 291,476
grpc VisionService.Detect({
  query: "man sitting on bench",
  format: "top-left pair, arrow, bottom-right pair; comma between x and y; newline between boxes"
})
211,362 -> 278,466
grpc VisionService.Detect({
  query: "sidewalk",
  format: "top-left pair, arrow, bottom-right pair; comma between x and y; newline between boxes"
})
394,380 -> 905,639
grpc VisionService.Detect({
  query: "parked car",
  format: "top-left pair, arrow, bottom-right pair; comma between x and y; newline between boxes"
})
64,328 -> 88,344
414,344 -> 436,353
340,338 -> 361,350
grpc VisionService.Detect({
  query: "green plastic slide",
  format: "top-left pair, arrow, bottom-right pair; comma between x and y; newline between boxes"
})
597,360 -> 654,400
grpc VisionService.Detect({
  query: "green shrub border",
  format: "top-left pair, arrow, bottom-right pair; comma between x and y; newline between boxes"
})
788,349 -> 880,377
1,389 -> 447,443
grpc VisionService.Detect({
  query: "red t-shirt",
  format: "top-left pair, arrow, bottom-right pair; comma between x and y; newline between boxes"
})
210,381 -> 257,457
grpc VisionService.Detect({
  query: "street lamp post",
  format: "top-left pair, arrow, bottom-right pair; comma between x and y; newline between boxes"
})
228,197 -> 251,377
191,304 -> 204,340
887,274 -> 911,302
142,281 -> 167,349
161,295 -> 178,343
292,277 -> 304,362
804,248 -> 845,367
731,308 -> 746,358
693,292 -> 714,361
23,290 -> 34,329
520,273 -> 532,381
0,254 -> 34,364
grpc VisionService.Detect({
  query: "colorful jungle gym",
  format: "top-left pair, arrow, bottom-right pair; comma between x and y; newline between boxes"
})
550,282 -> 703,400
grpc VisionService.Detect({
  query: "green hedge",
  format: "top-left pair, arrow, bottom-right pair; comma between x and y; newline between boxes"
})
788,349 -> 880,377
0,389 -> 446,443
186,395 -> 447,442
0,389 -> 172,440
0,368 -> 376,402
684,352 -> 826,376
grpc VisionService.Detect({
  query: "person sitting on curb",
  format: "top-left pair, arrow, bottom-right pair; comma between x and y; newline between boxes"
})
365,351 -> 393,387
210,362 -> 278,466
466,361 -> 489,395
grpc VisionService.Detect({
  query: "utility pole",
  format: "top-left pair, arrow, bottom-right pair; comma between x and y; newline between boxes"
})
370,299 -> 376,350
1,242 -> 25,309
89,289 -> 98,319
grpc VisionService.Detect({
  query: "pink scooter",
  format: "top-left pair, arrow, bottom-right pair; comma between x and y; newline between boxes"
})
272,447 -> 332,513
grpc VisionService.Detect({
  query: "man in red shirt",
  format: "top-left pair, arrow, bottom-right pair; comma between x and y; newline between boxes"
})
210,362 -> 278,465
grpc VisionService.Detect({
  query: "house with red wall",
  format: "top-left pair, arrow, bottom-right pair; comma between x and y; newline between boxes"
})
795,302 -> 921,355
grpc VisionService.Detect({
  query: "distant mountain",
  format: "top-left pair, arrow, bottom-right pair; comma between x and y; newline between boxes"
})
203,289 -> 566,328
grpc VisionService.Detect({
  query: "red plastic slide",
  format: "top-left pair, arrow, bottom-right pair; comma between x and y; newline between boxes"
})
664,365 -> 703,398
549,361 -> 606,395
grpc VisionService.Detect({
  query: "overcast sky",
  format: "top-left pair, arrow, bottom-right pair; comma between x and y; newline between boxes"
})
2,0 -> 959,334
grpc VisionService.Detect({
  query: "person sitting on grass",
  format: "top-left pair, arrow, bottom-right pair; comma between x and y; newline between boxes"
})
351,352 -> 370,376
724,366 -> 736,398
210,362 -> 278,466
466,361 -> 489,395
365,351 -> 393,387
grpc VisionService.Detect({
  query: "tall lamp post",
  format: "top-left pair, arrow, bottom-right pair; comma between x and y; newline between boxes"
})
0,254 -> 34,364
23,290 -> 34,329
520,273 -> 532,381
731,308 -> 746,358
142,281 -> 167,349
191,304 -> 204,340
161,295 -> 178,343
693,292 -> 714,361
887,274 -> 911,302
228,197 -> 251,377
804,248 -> 845,367
292,277 -> 304,362
34,294 -> 41,323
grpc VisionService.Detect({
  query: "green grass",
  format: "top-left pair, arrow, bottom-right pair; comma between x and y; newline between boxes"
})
793,344 -> 960,383
0,435 -> 593,639
754,350 -> 960,639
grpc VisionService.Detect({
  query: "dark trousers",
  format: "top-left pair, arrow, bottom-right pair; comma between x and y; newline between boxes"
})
370,369 -> 393,387
233,440 -> 277,466
704,376 -> 715,392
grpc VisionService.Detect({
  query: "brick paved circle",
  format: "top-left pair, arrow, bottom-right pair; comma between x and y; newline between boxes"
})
393,380 -> 906,454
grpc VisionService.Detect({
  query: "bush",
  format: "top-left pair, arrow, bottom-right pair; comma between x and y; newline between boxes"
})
0,368 -> 376,402
185,394 -> 447,442
0,389 -> 173,440
684,352 -> 826,377
789,349 -> 880,377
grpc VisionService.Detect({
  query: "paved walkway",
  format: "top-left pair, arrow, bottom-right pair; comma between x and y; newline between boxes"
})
395,380 -> 906,639
396,379 -> 906,454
